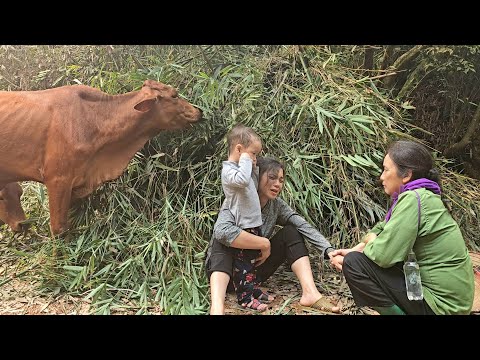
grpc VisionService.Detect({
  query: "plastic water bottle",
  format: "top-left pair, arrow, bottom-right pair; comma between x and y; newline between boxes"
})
404,250 -> 423,300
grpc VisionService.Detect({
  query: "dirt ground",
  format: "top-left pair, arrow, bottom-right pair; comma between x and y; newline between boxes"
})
0,247 -> 373,315
1,231 -> 478,315
0,277 -> 91,315
221,262 -> 377,315
0,227 -> 380,315
0,268 -> 375,316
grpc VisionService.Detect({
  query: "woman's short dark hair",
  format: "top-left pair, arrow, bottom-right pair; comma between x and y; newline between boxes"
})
387,140 -> 440,183
257,157 -> 284,179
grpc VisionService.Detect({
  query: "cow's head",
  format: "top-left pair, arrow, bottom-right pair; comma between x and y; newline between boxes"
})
134,80 -> 202,130
0,183 -> 28,233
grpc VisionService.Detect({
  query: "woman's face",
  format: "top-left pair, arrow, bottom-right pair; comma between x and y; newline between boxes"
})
258,167 -> 284,200
380,153 -> 410,196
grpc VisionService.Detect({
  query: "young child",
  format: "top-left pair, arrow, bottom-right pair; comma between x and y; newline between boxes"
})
222,124 -> 273,312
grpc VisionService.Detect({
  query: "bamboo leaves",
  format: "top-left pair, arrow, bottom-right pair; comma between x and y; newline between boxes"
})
3,45 -> 479,315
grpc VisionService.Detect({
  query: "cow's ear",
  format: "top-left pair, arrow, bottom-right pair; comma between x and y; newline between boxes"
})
134,98 -> 156,112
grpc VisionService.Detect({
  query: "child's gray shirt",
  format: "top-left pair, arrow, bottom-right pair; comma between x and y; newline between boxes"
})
221,154 -> 262,230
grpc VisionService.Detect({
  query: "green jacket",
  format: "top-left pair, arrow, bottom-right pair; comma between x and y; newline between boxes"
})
364,188 -> 474,315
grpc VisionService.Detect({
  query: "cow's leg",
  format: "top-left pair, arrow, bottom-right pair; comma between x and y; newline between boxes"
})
45,178 -> 73,236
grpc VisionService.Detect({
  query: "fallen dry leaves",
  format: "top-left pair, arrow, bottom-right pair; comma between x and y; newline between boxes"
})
0,230 -> 374,315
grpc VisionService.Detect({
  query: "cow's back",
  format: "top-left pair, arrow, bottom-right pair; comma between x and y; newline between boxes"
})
0,85 -> 104,129
0,85 -> 100,184
0,89 -> 54,132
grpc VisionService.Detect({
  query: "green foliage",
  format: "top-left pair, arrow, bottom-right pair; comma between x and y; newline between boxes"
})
387,45 -> 480,180
425,46 -> 480,75
1,45 -> 479,314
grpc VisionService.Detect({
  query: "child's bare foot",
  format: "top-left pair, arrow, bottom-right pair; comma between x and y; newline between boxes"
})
253,289 -> 275,303
241,298 -> 268,312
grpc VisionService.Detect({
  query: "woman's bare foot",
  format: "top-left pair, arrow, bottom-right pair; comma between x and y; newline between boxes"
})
300,294 -> 340,313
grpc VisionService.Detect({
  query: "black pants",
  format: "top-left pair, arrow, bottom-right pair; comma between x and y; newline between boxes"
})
206,225 -> 309,291
342,252 -> 435,315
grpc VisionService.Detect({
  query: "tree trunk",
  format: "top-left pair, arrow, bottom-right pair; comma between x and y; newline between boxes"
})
383,45 -> 425,89
444,103 -> 480,158
396,59 -> 437,99
363,46 -> 374,72
380,45 -> 395,70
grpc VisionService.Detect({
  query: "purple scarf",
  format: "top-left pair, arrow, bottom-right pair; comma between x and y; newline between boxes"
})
385,178 -> 441,222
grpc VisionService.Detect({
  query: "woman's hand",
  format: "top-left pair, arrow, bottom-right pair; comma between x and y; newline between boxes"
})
329,241 -> 368,271
329,248 -> 351,258
255,237 -> 271,266
329,248 -> 354,271
330,254 -> 345,271
329,249 -> 351,271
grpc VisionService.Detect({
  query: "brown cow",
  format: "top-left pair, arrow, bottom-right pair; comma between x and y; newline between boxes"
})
0,80 -> 202,235
0,182 -> 27,232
